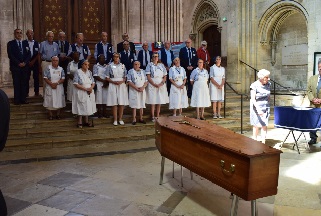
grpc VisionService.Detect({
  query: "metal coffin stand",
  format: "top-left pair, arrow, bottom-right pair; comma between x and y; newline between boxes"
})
155,117 -> 282,216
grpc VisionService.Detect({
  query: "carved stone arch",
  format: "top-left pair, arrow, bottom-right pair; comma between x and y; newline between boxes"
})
258,1 -> 308,45
190,0 -> 221,46
258,1 -> 308,65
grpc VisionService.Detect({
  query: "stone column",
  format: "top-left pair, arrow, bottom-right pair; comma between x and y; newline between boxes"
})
0,0 -> 33,87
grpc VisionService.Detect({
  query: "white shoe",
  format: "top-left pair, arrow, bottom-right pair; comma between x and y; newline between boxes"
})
119,120 -> 125,125
151,117 -> 155,122
213,114 -> 217,119
113,121 -> 118,126
218,115 -> 223,119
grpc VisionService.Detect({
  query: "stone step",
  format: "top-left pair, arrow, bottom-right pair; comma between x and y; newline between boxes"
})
8,123 -> 155,139
5,127 -> 155,151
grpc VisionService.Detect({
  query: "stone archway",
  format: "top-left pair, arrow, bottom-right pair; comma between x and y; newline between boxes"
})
190,0 -> 221,48
258,1 -> 308,66
258,1 -> 308,90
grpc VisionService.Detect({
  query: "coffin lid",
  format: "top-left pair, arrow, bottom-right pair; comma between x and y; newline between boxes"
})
156,117 -> 282,157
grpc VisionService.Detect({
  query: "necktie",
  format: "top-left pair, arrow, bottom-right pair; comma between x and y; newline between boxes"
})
188,48 -> 191,65
60,41 -> 64,53
18,41 -> 23,54
144,51 -> 148,66
317,78 -> 321,94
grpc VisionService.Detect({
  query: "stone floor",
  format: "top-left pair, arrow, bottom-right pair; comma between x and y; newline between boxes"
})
1,126 -> 321,216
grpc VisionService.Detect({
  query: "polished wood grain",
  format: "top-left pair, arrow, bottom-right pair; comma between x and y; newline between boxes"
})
155,116 -> 282,201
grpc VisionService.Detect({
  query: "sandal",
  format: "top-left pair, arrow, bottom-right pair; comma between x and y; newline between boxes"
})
77,124 -> 83,128
83,122 -> 94,127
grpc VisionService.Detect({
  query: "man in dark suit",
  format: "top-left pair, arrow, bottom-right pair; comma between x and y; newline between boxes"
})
158,41 -> 175,94
7,28 -> 31,105
120,41 -> 136,71
179,38 -> 198,98
137,42 -> 152,70
56,31 -> 70,95
94,31 -> 113,64
25,29 -> 41,97
0,89 -> 9,215
117,33 -> 136,54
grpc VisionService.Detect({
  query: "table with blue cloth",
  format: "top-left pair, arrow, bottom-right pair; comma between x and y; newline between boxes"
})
274,106 -> 321,154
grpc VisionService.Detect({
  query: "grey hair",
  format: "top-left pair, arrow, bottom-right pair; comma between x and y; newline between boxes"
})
46,31 -> 54,37
58,31 -> 66,36
257,69 -> 270,79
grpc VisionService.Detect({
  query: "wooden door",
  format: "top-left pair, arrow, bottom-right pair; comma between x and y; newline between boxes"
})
203,26 -> 221,66
33,0 -> 111,52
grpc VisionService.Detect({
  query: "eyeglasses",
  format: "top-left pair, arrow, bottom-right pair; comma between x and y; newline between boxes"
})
15,32 -> 22,34
153,56 -> 159,58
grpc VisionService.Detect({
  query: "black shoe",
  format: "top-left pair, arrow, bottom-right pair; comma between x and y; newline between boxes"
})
13,102 -> 20,105
21,101 -> 29,104
308,139 -> 317,145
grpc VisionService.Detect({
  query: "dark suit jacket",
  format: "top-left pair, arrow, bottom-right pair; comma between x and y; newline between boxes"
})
0,89 -> 9,152
55,40 -> 70,56
179,46 -> 198,70
24,39 -> 40,68
120,50 -> 136,71
7,39 -> 31,72
117,41 -> 136,54
137,50 -> 153,68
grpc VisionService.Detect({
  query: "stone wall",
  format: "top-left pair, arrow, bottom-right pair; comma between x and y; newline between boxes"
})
0,0 -> 32,87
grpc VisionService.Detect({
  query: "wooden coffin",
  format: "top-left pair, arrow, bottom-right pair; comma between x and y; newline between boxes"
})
155,116 -> 282,201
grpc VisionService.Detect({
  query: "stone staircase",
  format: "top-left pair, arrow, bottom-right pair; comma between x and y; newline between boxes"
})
2,90 -> 275,162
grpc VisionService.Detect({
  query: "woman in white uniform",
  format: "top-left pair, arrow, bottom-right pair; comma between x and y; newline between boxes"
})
145,52 -> 169,122
106,53 -> 129,126
127,61 -> 148,125
66,51 -> 80,102
190,59 -> 211,120
43,56 -> 66,120
72,60 -> 96,128
93,54 -> 109,118
169,57 -> 188,116
210,56 -> 225,119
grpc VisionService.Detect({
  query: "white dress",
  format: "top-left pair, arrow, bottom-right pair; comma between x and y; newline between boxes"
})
72,69 -> 97,116
43,65 -> 66,110
190,68 -> 211,107
127,69 -> 147,109
93,63 -> 108,105
67,61 -> 78,101
106,62 -> 129,106
169,66 -> 189,109
209,65 -> 225,102
145,62 -> 169,104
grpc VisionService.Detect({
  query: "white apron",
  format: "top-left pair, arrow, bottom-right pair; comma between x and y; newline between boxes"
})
72,71 -> 96,115
43,66 -> 66,110
146,67 -> 169,104
106,64 -> 129,106
95,65 -> 108,105
169,70 -> 189,109
67,62 -> 78,101
190,75 -> 211,107
209,66 -> 225,102
129,71 -> 146,109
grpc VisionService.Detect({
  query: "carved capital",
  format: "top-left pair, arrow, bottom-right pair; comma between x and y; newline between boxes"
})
189,33 -> 197,41
260,41 -> 268,46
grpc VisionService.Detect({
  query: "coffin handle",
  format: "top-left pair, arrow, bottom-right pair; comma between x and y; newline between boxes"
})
220,160 -> 235,174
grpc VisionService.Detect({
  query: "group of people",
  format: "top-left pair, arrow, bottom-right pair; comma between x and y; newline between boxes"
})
7,29 -> 226,127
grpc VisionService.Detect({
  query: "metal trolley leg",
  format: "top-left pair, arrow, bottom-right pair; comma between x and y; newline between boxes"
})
159,156 -> 165,185
251,200 -> 258,216
230,194 -> 239,216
